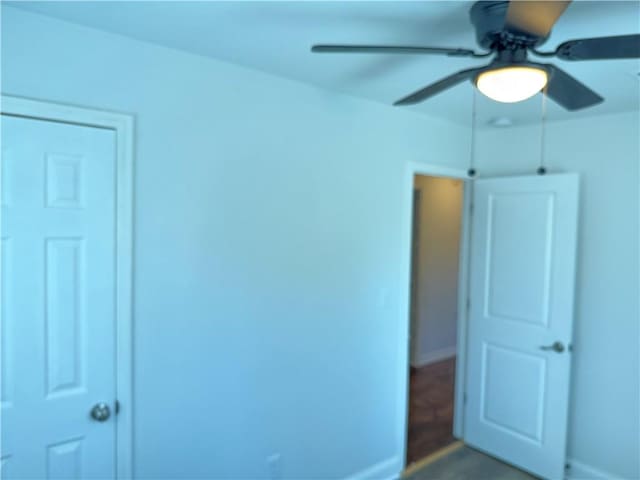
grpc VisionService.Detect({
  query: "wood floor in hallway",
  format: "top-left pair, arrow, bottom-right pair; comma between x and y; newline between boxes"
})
407,356 -> 457,466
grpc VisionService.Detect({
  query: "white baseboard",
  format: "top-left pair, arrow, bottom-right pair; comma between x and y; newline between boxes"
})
344,456 -> 401,480
566,458 -> 624,480
411,346 -> 456,368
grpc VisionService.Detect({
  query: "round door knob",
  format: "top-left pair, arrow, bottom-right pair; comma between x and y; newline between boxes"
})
90,403 -> 111,422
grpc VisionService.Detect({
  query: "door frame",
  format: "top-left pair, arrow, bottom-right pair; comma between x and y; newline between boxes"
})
399,161 -> 472,470
1,94 -> 135,479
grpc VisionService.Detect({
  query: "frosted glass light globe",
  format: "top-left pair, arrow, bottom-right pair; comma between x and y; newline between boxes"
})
476,66 -> 548,103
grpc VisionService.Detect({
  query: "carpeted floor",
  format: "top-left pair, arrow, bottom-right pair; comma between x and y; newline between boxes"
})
407,357 -> 457,465
405,444 -> 538,480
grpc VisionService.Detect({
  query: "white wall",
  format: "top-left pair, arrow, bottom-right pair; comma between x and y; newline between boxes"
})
410,175 -> 463,367
1,7 -> 471,479
475,113 -> 640,480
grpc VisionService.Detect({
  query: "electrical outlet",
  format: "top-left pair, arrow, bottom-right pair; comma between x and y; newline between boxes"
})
267,453 -> 283,480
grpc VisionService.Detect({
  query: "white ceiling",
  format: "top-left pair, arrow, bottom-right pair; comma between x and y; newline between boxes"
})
10,1 -> 640,127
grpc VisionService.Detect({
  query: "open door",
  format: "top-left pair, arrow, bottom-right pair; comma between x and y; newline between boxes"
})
464,174 -> 579,480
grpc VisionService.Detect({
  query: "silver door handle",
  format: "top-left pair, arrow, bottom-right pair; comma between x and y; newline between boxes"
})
539,341 -> 565,353
90,403 -> 111,422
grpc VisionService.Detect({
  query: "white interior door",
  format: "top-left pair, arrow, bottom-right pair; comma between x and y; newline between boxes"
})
1,115 -> 117,479
464,174 -> 579,480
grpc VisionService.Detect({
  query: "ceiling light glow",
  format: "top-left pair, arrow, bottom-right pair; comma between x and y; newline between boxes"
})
476,66 -> 548,103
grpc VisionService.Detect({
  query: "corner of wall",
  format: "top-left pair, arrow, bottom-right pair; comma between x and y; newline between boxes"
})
411,346 -> 457,368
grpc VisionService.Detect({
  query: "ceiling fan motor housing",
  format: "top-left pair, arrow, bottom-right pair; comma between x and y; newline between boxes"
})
470,1 -> 549,50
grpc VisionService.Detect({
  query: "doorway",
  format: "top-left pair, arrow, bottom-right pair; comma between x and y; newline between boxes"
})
0,96 -> 134,479
402,165 -> 579,480
406,174 -> 464,466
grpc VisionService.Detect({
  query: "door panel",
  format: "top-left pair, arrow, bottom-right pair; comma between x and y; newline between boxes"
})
464,174 -> 579,480
1,115 -> 116,479
484,192 -> 554,326
481,343 -> 546,442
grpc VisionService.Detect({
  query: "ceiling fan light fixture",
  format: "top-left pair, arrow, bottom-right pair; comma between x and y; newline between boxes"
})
476,66 -> 548,103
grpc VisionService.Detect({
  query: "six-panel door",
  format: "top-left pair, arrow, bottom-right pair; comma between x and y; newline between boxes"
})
1,115 -> 117,479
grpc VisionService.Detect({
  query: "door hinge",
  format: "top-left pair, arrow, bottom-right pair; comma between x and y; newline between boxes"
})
466,298 -> 471,312
463,393 -> 468,405
469,203 -> 474,215
115,400 -> 120,415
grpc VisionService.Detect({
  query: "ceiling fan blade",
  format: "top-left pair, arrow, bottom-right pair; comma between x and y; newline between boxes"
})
311,45 -> 488,57
544,64 -> 603,110
394,67 -> 484,106
553,34 -> 640,60
505,0 -> 571,38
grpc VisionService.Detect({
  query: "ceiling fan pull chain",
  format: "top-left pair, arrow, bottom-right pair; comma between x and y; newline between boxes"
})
537,89 -> 548,175
468,87 -> 478,178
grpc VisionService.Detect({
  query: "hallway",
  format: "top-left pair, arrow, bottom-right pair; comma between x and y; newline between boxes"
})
407,357 -> 457,465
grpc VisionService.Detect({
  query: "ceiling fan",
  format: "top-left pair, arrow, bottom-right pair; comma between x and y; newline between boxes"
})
311,1 -> 640,110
